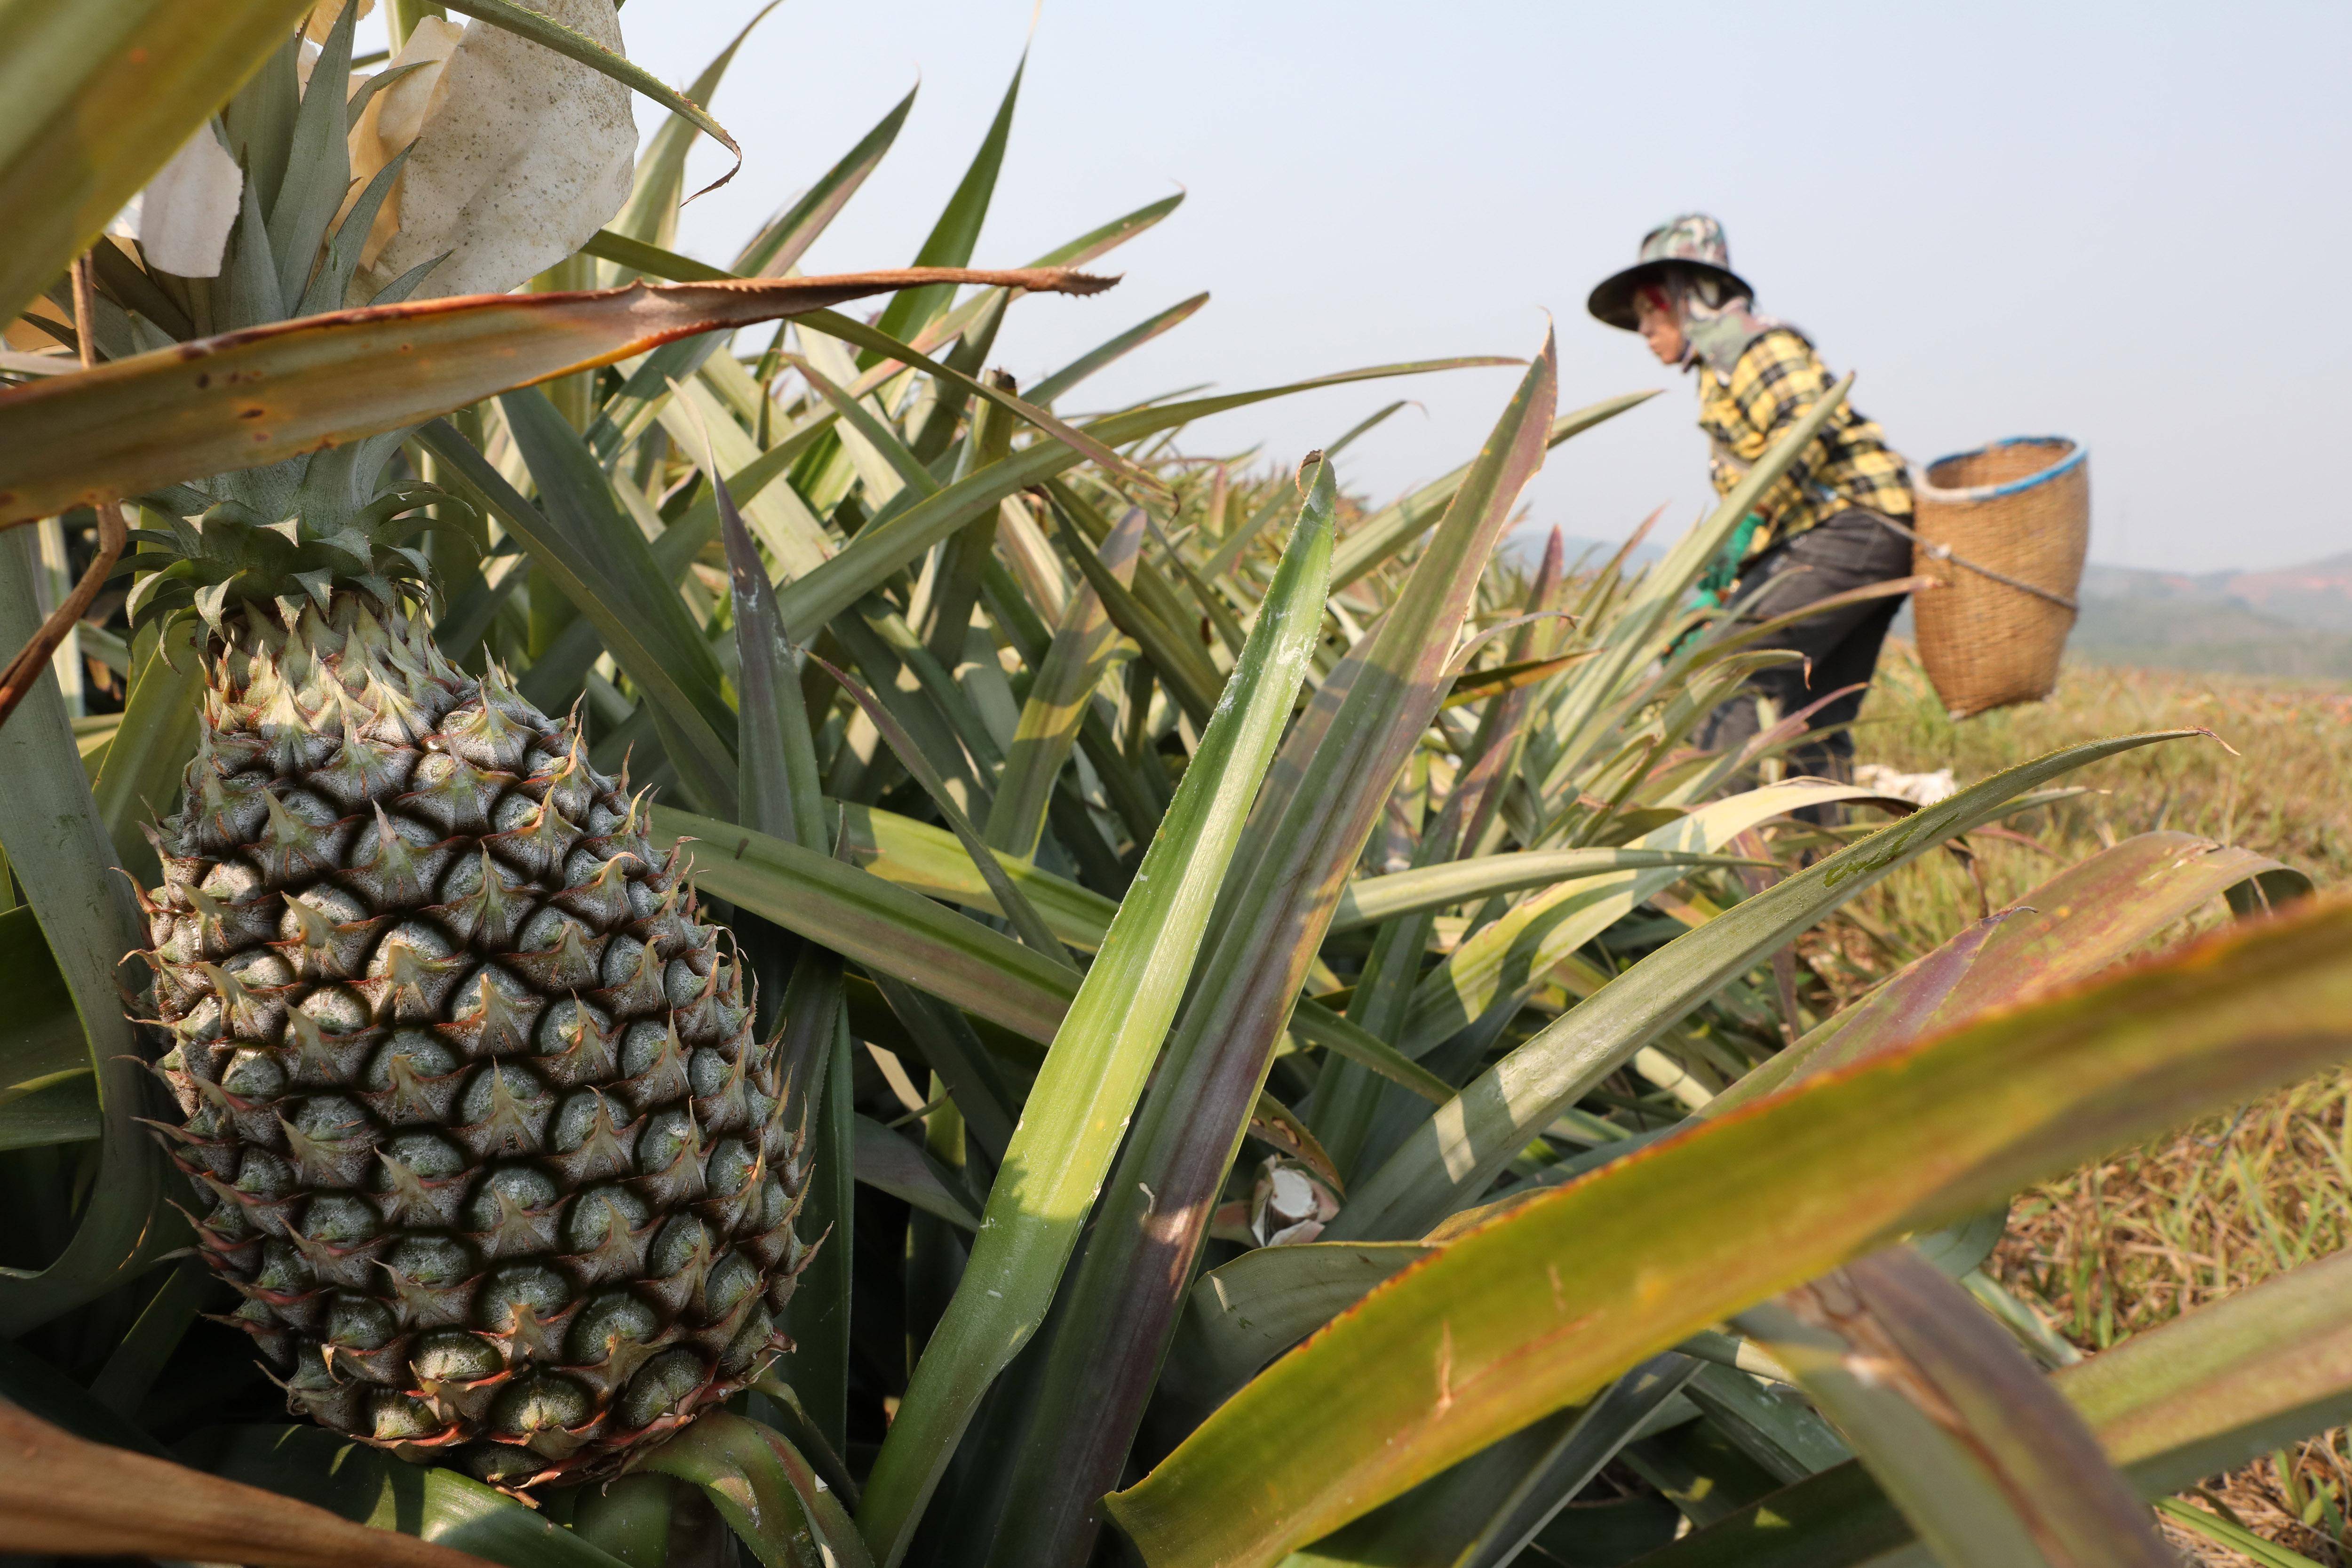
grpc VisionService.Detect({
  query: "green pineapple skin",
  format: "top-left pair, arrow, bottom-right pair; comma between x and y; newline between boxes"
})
140,594 -> 811,1491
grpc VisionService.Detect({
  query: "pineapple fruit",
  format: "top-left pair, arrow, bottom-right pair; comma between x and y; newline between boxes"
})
112,3 -> 814,1491
142,591 -> 816,1489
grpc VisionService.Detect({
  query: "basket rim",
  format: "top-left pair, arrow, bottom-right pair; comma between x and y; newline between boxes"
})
1913,435 -> 2085,503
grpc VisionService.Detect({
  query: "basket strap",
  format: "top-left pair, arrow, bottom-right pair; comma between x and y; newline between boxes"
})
1864,512 -> 2080,612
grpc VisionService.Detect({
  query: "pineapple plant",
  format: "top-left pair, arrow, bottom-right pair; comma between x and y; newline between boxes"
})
32,0 -> 1009,1496
93,1 -> 819,1492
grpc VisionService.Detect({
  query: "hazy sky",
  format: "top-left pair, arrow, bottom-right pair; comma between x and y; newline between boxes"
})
382,2 -> 2349,571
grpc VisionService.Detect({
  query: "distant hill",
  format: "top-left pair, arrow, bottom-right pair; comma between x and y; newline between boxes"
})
2068,552 -> 2352,681
2079,553 -> 2352,632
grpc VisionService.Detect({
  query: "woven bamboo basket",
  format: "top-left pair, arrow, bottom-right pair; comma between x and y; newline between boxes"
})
1909,436 -> 2088,718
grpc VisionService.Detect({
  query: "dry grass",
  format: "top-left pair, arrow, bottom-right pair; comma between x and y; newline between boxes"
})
1860,644 -> 2352,885
1848,649 -> 2352,1565
1997,1076 -> 2352,1565
1992,1079 -> 2352,1353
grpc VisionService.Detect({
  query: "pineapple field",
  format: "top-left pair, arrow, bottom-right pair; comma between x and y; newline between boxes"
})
2,4 -> 2349,1568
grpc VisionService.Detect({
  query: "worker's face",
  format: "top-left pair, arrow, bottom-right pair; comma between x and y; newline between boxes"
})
1634,288 -> 1685,365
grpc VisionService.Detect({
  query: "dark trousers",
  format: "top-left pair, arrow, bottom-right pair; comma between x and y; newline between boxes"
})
1698,508 -> 1913,778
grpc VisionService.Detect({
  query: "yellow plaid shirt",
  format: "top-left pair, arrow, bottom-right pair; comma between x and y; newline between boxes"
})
1697,328 -> 1912,558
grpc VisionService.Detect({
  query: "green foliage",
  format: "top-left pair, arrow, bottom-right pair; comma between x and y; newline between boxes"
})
0,0 -> 317,325
0,6 -> 2346,1568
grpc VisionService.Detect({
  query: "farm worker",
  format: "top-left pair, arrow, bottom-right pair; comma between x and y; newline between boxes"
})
1589,213 -> 1915,783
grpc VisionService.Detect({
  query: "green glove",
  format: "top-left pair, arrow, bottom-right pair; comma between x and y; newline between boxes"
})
1668,512 -> 1763,661
1690,512 -> 1763,614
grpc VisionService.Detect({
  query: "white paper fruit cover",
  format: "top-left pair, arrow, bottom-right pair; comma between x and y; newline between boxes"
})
116,0 -> 636,301
358,0 -> 638,300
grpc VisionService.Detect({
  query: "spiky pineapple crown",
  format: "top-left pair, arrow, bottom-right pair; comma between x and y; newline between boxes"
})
107,2 -> 457,644
125,470 -> 446,646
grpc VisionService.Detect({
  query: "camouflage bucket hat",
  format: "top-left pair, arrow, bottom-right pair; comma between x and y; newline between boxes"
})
1587,212 -> 1754,331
